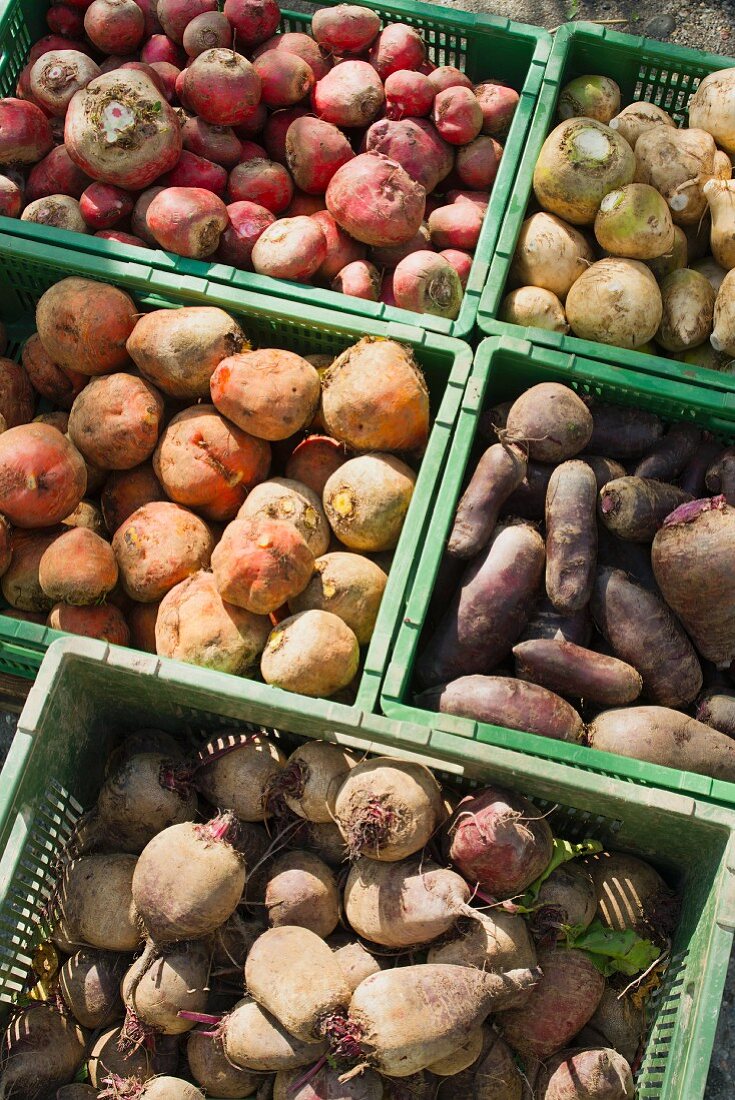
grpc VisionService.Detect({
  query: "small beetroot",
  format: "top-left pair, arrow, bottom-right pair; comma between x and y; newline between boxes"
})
145,186 -> 228,258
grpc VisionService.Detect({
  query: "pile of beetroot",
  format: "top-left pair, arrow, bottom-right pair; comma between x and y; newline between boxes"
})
0,0 -> 518,320
3,734 -> 673,1098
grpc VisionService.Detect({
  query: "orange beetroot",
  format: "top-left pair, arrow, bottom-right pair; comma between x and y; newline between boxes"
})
68,373 -> 165,470
157,0 -> 216,42
223,0 -> 280,48
217,201 -> 275,267
428,66 -> 473,93
182,118 -> 242,168
145,186 -> 228,258
327,153 -> 426,248
456,135 -> 502,190
364,118 -> 453,194
251,215 -> 327,281
48,602 -> 130,645
182,11 -> 232,56
286,117 -> 354,195
475,81 -> 519,136
39,526 -> 118,605
79,182 -> 134,229
160,150 -> 228,197
228,159 -> 293,214
21,334 -> 86,410
332,260 -> 381,301
368,23 -> 425,80
112,500 -> 215,602
211,349 -> 320,440
433,86 -> 483,145
101,463 -> 164,534
128,599 -> 160,652
311,5 -> 380,55
0,358 -> 35,428
263,106 -> 311,165
153,405 -> 271,521
211,516 -> 315,614
0,424 -> 86,527
84,0 -> 145,54
312,210 -> 365,281
2,527 -> 64,611
429,202 -> 484,251
312,61 -> 384,129
182,48 -> 261,126
285,436 -> 349,497
0,99 -> 53,166
0,514 -> 11,577
385,70 -> 435,120
253,51 -> 315,109
254,32 -> 332,82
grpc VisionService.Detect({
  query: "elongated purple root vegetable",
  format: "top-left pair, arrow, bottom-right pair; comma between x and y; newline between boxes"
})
696,687 -> 735,736
132,812 -> 247,942
274,1064 -> 384,1100
706,446 -> 735,505
58,948 -> 125,1028
680,438 -> 722,497
634,422 -> 701,481
264,850 -> 340,937
519,597 -> 592,646
596,528 -> 658,592
537,1047 -> 634,1100
443,785 -> 553,898
343,855 -> 470,947
436,1027 -> 524,1100
503,383 -> 593,463
333,757 -> 446,861
598,476 -> 692,542
196,732 -> 286,821
545,460 -> 598,612
417,522 -> 545,687
588,705 -> 735,781
95,750 -> 198,853
592,567 -> 702,707
495,945 -> 605,1059
267,739 -> 356,822
513,639 -> 643,706
333,964 -> 539,1076
651,497 -> 735,667
428,908 -> 537,972
584,851 -> 679,938
586,404 -> 663,458
502,461 -> 554,520
58,853 -> 141,952
245,926 -> 351,1042
121,939 -> 211,1040
447,442 -> 527,560
419,674 -> 584,743
221,997 -> 328,1071
580,455 -> 627,490
187,1028 -> 261,1098
0,1004 -> 86,1100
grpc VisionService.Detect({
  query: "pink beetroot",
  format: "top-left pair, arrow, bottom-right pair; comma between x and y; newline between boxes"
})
385,70 -> 435,120
251,215 -> 327,281
311,5 -> 381,55
182,48 -> 262,126
393,250 -> 463,318
182,118 -> 243,167
286,116 -> 354,194
0,100 -> 53,166
96,229 -> 149,246
161,149 -> 228,196
332,259 -> 381,300
428,66 -> 472,94
365,117 -> 453,194
456,135 -> 502,190
25,145 -> 90,202
288,190 -> 326,215
140,34 -> 184,65
146,185 -> 228,257
433,86 -> 484,144
234,102 -> 267,138
475,81 -> 519,136
183,10 -> 232,56
263,105 -> 311,165
429,201 -> 483,250
312,60 -> 384,128
29,50 -> 100,116
80,182 -> 133,228
29,34 -> 90,64
148,60 -> 179,101
253,51 -> 315,108
84,0 -> 145,54
0,176 -> 22,217
239,139 -> 268,162
157,0 -> 216,42
228,158 -> 293,213
448,189 -> 490,211
440,247 -> 473,287
223,0 -> 280,48
254,32 -> 331,82
311,209 -> 365,279
46,6 -> 85,38
371,225 -> 432,268
326,152 -> 426,247
368,23 -> 426,80
217,200 -> 275,266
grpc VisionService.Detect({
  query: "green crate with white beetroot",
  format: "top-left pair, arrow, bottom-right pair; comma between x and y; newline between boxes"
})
477,21 -> 735,388
1,637 -> 735,1100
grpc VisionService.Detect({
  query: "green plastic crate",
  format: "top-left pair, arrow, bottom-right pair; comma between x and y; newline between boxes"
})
381,331 -> 735,808
1,637 -> 735,1100
0,230 -> 473,708
0,0 -> 550,342
477,20 -> 735,389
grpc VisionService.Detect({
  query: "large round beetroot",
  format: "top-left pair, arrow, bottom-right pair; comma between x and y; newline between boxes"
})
64,69 -> 182,188
0,424 -> 86,528
182,48 -> 261,126
0,99 -> 53,166
326,152 -> 426,248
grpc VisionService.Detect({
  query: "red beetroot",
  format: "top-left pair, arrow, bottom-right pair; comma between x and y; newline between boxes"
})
134,0 -> 162,37
46,6 -> 85,38
393,250 -> 463,318
0,100 -> 53,166
182,117 -> 242,168
456,135 -> 502,190
253,51 -> 315,109
96,229 -> 149,246
311,5 -> 380,55
371,225 -> 432,268
254,32 -> 332,82
157,0 -> 216,42
115,59 -> 165,92
475,81 -> 519,136
311,209 -> 365,279
429,202 -> 483,250
140,34 -> 184,65
326,152 -> 426,247
368,23 -> 426,80
183,11 -> 232,56
29,35 -> 90,65
25,145 -> 90,202
288,190 -> 326,215
449,189 -> 490,210
286,435 -> 348,495
146,185 -> 228,257
15,63 -> 42,108
80,182 -> 133,228
251,215 -> 327,281
365,117 -> 453,194
428,66 -> 472,93
131,185 -> 164,243
433,86 -> 484,145
29,50 -> 100,116
312,61 -> 384,129
385,70 -> 435,120
286,116 -> 354,194
98,54 -> 138,73
223,0 -> 280,48
263,106 -> 311,165
440,247 -> 472,287
148,61 -> 179,101
182,48 -> 262,126
332,259 -> 381,300
234,101 -> 267,139
0,176 -> 22,217
228,158 -> 293,213
84,0 -> 145,54
380,271 -> 396,306
161,149 -> 228,196
217,200 -> 275,266
239,139 -> 268,162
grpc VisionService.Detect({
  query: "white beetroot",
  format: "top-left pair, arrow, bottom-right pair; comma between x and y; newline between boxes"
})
274,1065 -> 384,1100
58,853 -> 141,952
221,997 -> 327,1072
264,850 -> 341,937
267,739 -> 356,822
196,733 -> 286,822
537,1048 -> 634,1100
96,750 -> 198,853
186,1028 -> 261,1099
0,1004 -> 87,1100
121,939 -> 211,1040
58,948 -> 125,1029
427,908 -> 537,973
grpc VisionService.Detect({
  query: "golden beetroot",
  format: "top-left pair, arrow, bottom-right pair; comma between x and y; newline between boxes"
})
35,277 -> 137,375
0,356 -> 35,428
323,454 -> 416,552
68,373 -> 165,470
261,609 -> 359,696
212,516 -> 314,614
112,501 -> 215,602
1,527 -> 63,611
0,424 -> 86,527
101,463 -> 165,535
39,527 -> 117,604
211,349 -> 321,441
47,602 -> 130,645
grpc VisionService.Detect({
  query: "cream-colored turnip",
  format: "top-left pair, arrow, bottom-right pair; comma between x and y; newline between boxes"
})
712,268 -> 735,355
499,286 -> 568,332
715,150 -> 733,180
689,68 -> 735,155
532,118 -> 636,225
644,225 -> 688,282
509,211 -> 594,299
608,101 -> 675,147
558,75 -> 620,123
692,255 -> 728,293
656,269 -> 716,352
594,183 -> 674,259
565,258 -> 662,348
704,177 -> 735,269
634,126 -> 717,225
674,343 -> 734,372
